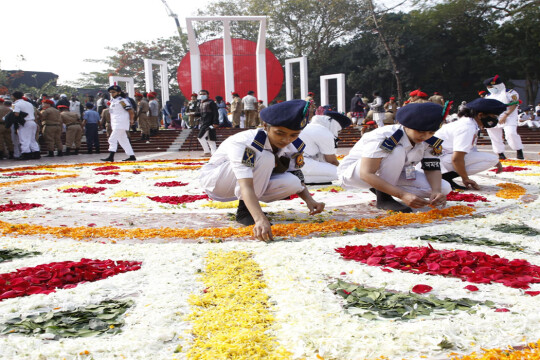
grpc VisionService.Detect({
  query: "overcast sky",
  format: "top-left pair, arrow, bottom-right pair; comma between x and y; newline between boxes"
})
2,0 -> 410,86
1,0 -> 211,84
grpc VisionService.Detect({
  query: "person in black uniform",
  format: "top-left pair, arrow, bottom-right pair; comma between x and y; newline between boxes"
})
195,89 -> 220,156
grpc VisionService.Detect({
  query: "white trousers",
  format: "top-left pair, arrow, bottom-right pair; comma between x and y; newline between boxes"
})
339,149 -> 451,198
519,120 -> 540,128
303,157 -> 338,183
373,112 -> 385,128
11,127 -> 21,157
108,129 -> 134,155
200,150 -> 304,202
17,120 -> 39,153
486,125 -> 523,153
440,151 -> 499,175
198,130 -> 217,154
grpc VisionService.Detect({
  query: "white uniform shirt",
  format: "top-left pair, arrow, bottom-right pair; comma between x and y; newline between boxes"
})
301,123 -> 336,161
435,117 -> 479,155
485,88 -> 519,126
338,124 -> 437,179
13,99 -> 35,120
205,129 -> 301,180
108,96 -> 132,130
242,95 -> 258,111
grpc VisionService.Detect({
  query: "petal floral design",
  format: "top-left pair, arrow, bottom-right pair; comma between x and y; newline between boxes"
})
0,201 -> 42,213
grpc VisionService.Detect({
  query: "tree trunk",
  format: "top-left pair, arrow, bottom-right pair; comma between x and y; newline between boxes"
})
525,75 -> 539,107
365,0 -> 404,104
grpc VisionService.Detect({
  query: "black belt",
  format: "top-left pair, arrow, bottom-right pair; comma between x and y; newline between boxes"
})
44,124 -> 61,126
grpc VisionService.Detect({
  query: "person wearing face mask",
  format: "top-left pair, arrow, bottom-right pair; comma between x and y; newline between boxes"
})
101,85 -> 136,162
194,90 -> 219,156
483,75 -> 524,160
338,102 -> 451,213
300,110 -> 351,184
435,98 -> 504,190
199,100 -> 325,241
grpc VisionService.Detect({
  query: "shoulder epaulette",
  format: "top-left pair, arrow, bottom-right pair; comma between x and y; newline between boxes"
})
425,136 -> 443,156
250,130 -> 267,152
292,137 -> 305,153
379,129 -> 403,152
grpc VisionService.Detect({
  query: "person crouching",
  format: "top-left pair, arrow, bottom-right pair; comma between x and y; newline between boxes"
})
199,99 -> 325,241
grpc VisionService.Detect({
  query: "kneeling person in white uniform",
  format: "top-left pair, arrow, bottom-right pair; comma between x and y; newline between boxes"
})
101,85 -> 136,162
199,100 -> 325,242
436,98 -> 504,190
301,110 -> 352,184
338,102 -> 451,213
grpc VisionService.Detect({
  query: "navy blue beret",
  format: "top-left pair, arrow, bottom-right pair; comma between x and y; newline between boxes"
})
260,99 -> 309,130
108,85 -> 122,92
483,75 -> 503,86
465,98 -> 506,115
324,110 -> 351,130
85,102 -> 94,108
396,102 -> 444,131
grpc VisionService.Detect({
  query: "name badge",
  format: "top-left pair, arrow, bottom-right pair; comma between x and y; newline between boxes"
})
405,164 -> 416,180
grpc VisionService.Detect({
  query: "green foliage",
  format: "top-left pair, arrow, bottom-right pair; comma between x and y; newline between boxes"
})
0,248 -> 41,263
491,224 -> 540,237
329,279 -> 494,320
417,233 -> 527,252
1,300 -> 133,339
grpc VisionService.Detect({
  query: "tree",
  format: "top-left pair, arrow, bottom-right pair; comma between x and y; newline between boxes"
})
79,36 -> 185,96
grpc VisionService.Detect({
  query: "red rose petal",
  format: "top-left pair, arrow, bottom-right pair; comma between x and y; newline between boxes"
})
464,285 -> 479,292
495,308 -> 510,312
412,284 -> 432,294
525,291 -> 540,296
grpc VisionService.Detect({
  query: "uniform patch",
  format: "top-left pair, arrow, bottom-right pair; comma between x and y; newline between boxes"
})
425,136 -> 443,156
293,153 -> 304,169
242,147 -> 256,168
512,94 -> 518,101
120,101 -> 127,108
379,129 -> 403,152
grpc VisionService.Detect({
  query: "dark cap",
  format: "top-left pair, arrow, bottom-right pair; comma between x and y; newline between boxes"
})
107,85 -> 122,92
260,99 -> 309,130
466,98 -> 506,115
324,110 -> 352,130
396,102 -> 444,131
483,75 -> 502,86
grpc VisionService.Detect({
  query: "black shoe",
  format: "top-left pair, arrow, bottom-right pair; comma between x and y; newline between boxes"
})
517,149 -> 524,160
74,149 -> 79,155
65,148 -> 71,156
17,153 -> 31,161
235,200 -> 255,226
32,151 -> 41,159
8,152 -> 14,159
499,153 -> 506,160
95,149 -> 101,154
87,149 -> 93,154
442,171 -> 467,190
305,182 -> 333,186
122,155 -> 136,161
0,151 -> 4,159
101,152 -> 115,162
375,190 -> 412,213
46,151 -> 54,157
56,150 -> 63,157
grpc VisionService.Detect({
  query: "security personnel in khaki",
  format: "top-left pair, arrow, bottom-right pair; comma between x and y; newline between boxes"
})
40,99 -> 63,157
0,98 -> 14,159
100,105 -> 112,137
134,93 -> 150,141
187,93 -> 199,128
230,92 -> 243,128
257,100 -> 266,127
429,92 -> 445,106
58,105 -> 82,155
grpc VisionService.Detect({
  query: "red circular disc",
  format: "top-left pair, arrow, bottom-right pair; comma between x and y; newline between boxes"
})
177,38 -> 283,103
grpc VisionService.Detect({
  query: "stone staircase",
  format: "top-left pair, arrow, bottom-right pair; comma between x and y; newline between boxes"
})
42,126 -> 538,154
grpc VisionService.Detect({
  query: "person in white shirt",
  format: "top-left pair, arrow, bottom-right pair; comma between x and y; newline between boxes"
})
518,108 -> 540,129
301,110 -> 351,184
338,102 -> 450,213
483,75 -> 524,159
241,90 -> 258,128
199,100 -> 324,241
369,91 -> 385,128
436,98 -> 504,190
101,85 -> 136,162
11,91 -> 40,160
